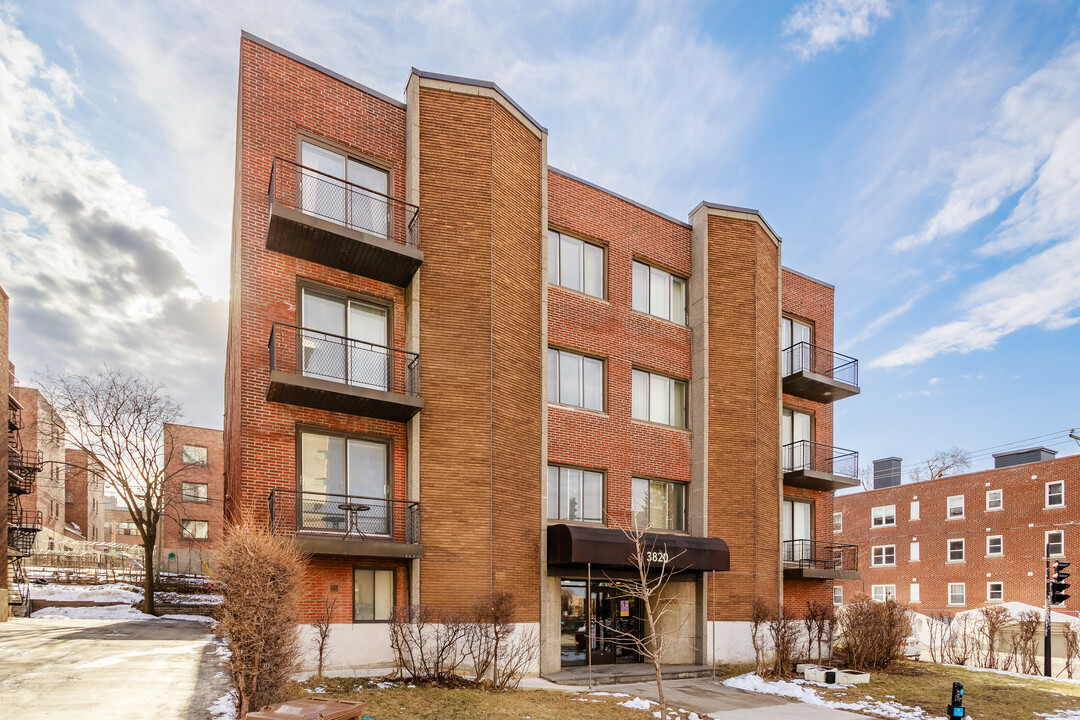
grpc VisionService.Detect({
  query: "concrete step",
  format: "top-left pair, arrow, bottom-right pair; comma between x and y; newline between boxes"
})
544,664 -> 715,686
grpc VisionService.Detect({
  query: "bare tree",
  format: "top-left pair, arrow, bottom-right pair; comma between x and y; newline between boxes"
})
1063,623 -> 1079,678
40,367 -> 188,615
908,447 -> 970,483
978,606 -> 1010,669
312,594 -> 337,676
750,597 -> 771,676
857,462 -> 875,491
804,599 -> 835,664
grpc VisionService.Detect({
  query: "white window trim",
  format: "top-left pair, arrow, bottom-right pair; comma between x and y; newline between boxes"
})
986,489 -> 1003,511
947,538 -> 966,563
871,544 -> 897,567
947,495 -> 965,519
909,500 -> 920,521
871,584 -> 896,603
987,581 -> 1004,602
1046,481 -> 1065,509
986,535 -> 1003,557
910,541 -> 920,562
1046,530 -> 1065,558
948,582 -> 966,606
871,505 -> 896,528
833,512 -> 843,533
909,583 -> 921,604
833,586 -> 843,605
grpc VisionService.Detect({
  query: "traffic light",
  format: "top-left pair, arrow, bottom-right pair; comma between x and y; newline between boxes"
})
1050,560 -> 1071,605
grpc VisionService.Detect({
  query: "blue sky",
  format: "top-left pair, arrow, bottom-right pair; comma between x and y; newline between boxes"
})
0,1 -> 1077,481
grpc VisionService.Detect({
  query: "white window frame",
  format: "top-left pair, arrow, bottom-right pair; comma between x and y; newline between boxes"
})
947,538 -> 966,563
872,545 -> 896,567
548,348 -> 604,412
1047,481 -> 1065,508
910,583 -> 920,603
833,585 -> 843,605
1047,530 -> 1064,558
947,495 -> 965,519
871,505 -> 896,528
910,541 -> 920,562
632,260 -> 687,325
872,585 -> 896,603
631,369 -> 688,428
548,229 -> 604,298
833,512 -> 843,533
987,581 -> 1004,602
909,500 -> 920,521
986,489 -> 1003,511
948,582 -> 966,606
986,535 -> 1003,557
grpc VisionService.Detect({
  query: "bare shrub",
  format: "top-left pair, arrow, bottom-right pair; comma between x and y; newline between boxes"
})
215,518 -> 305,717
1014,611 -> 1042,675
1064,624 -> 1079,678
945,613 -> 975,666
465,591 -> 537,690
979,606 -> 1010,669
312,594 -> 337,677
804,600 -> 836,664
834,594 -> 911,671
767,604 -> 800,679
750,597 -> 772,676
388,605 -> 467,682
927,613 -> 951,664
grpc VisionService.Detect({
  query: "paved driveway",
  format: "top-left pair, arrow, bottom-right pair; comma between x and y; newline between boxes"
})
0,617 -> 231,720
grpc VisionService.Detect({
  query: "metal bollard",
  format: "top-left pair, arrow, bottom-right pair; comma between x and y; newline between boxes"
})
946,681 -> 965,718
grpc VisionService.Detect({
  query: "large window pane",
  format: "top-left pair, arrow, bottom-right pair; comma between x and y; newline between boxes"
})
559,351 -> 582,406
583,471 -> 603,523
632,370 -> 649,421
650,481 -> 669,528
547,349 -> 559,403
563,468 -> 583,521
347,439 -> 386,498
583,357 -> 603,411
547,466 -> 559,519
301,142 -> 346,225
353,568 -> 374,621
346,158 -> 389,237
548,231 -> 560,285
669,482 -> 686,531
348,301 -> 388,390
373,569 -> 393,620
671,277 -> 686,325
649,374 -> 669,425
650,266 -> 669,320
671,380 -> 687,428
560,235 -> 583,293
301,290 -> 346,381
632,261 -> 649,312
632,478 -> 648,529
583,243 -> 603,298
301,433 -> 346,496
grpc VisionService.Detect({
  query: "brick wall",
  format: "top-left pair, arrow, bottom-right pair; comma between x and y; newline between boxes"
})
1,287 -> 8,618
162,423 -> 225,551
13,387 -> 66,549
835,454 -> 1080,615
63,449 -> 105,543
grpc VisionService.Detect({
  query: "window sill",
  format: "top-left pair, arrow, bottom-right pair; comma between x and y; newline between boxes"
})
946,516 -> 965,520
630,308 -> 690,330
947,603 -> 966,607
548,283 -> 609,304
946,560 -> 966,564
546,518 -> 605,528
1046,505 -> 1065,510
870,564 -> 896,569
986,507 -> 1003,512
181,499 -> 210,505
986,554 -> 1003,559
870,524 -> 896,529
631,418 -> 690,433
987,599 -> 1004,604
548,403 -> 608,418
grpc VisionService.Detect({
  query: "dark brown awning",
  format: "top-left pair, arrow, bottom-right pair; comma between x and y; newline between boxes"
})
547,524 -> 730,572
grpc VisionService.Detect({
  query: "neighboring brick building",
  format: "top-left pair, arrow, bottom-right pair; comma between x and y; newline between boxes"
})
2,287 -> 9,621
103,496 -> 141,546
63,449 -> 105,543
11,387 -> 65,553
225,33 -> 862,673
835,450 -> 1080,617
161,423 -> 224,574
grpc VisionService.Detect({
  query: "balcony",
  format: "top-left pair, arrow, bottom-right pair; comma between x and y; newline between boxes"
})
267,323 -> 422,422
266,157 -> 422,287
8,449 -> 42,494
8,508 -> 42,556
782,342 -> 860,403
783,440 -> 859,491
269,488 -> 421,559
783,539 -> 860,580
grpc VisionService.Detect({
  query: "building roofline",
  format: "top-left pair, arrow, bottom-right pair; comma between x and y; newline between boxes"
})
991,447 -> 1058,458
691,201 -> 782,243
164,422 -> 224,434
548,166 -> 692,229
240,31 -> 406,110
410,68 -> 547,134
782,265 -> 835,290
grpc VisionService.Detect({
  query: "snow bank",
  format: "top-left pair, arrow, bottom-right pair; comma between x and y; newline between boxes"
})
31,583 -> 142,603
209,692 -> 236,720
723,672 -> 945,720
32,604 -> 157,620
618,697 -> 656,710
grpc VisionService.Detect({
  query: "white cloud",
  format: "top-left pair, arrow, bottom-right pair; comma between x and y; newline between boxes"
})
928,377 -> 941,385
784,0 -> 892,60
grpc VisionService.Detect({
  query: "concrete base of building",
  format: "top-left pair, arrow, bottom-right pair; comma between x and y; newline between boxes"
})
159,547 -> 213,576
706,621 -> 757,663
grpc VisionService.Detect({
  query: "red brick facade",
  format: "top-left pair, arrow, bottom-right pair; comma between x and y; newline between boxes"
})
63,449 -> 105,543
835,454 -> 1080,616
13,387 -> 66,551
162,424 -> 225,568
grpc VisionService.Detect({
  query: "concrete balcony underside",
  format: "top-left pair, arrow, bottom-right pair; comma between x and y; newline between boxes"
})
783,370 -> 860,404
267,370 -> 422,423
784,566 -> 861,581
293,532 -> 423,559
783,469 -> 860,492
266,203 -> 423,287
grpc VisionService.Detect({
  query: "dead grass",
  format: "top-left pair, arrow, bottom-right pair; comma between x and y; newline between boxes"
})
817,660 -> 1080,720
712,663 -> 756,681
290,677 -> 653,720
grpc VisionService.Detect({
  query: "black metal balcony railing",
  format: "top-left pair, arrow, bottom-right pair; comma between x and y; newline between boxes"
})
8,406 -> 21,431
7,509 -> 42,556
269,322 -> 420,397
8,449 -> 42,493
783,539 -> 859,572
783,440 -> 859,479
269,488 -> 419,545
783,342 -> 858,386
269,156 -> 419,249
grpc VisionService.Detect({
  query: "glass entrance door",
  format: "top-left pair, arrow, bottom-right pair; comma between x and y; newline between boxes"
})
559,579 -> 645,667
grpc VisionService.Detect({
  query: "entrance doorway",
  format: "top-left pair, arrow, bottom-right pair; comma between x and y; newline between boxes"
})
560,579 -> 644,667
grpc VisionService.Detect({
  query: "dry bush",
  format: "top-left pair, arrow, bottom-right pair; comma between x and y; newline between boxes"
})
466,591 -> 537,690
946,613 -> 976,666
804,600 -> 836,665
767,604 -> 800,679
215,518 -> 306,718
388,605 -> 467,682
927,613 -> 951,663
1015,611 -> 1042,675
312,594 -> 337,677
750,597 -> 771,676
833,594 -> 911,671
1064,624 -> 1079,678
979,606 -> 1010,669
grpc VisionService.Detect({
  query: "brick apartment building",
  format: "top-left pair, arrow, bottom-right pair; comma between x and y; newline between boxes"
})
161,423 -> 224,574
2,287 -> 9,620
11,386 -> 66,553
63,449 -> 105,543
103,496 -> 141,546
834,449 -> 1080,617
225,32 -> 862,672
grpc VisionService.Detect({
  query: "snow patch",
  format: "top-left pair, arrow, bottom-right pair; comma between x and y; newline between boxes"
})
32,604 -> 157,620
723,672 -> 944,720
209,692 -> 236,720
589,691 -> 631,697
31,582 -> 142,603
618,697 -> 656,710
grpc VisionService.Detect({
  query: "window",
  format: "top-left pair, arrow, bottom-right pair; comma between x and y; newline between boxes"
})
181,520 -> 209,540
948,538 -> 965,562
910,500 -> 920,521
117,521 -> 137,536
353,568 -> 394,622
300,141 -> 389,237
549,348 -> 604,411
300,430 -> 390,535
910,583 -> 921,603
301,288 -> 390,390
986,489 -> 1002,511
181,482 -> 209,503
548,230 -> 604,298
781,408 -> 812,471
948,583 -> 966,606
872,545 -> 896,567
987,535 -> 1003,557
871,505 -> 896,528
987,582 -> 1004,602
947,495 -> 965,519
1047,530 -> 1064,558
781,316 -> 812,375
833,512 -> 843,533
833,586 -> 843,605
872,585 -> 896,602
182,445 -> 208,466
910,541 -> 920,562
632,260 -> 687,324
1047,481 -> 1065,508
632,477 -> 687,531
783,499 -> 813,562
547,466 -> 604,523
65,491 -> 73,504
632,369 -> 687,427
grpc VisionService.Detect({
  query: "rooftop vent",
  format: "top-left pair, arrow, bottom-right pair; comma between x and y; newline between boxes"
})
873,457 -> 902,489
992,447 -> 1057,469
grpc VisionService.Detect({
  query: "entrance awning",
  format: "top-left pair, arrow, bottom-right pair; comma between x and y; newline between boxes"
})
547,524 -> 730,572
